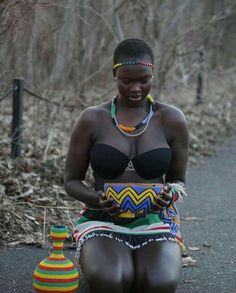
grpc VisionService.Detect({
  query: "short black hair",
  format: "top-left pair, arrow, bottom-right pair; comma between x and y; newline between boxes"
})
113,38 -> 154,64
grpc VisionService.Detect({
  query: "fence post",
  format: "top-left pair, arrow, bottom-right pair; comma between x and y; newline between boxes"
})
196,49 -> 204,105
11,78 -> 24,158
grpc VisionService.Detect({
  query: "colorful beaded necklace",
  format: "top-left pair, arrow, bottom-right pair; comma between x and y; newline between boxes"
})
111,95 -> 154,137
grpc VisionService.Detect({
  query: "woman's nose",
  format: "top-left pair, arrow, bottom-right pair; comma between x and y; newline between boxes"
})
130,83 -> 141,92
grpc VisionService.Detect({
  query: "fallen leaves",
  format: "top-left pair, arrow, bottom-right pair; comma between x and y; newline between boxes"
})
188,246 -> 200,251
183,279 -> 196,284
183,216 -> 205,221
203,242 -> 211,248
0,154 -> 83,247
182,241 -> 213,267
182,256 -> 197,267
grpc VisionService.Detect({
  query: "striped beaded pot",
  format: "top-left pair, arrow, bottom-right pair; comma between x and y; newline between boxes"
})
33,225 -> 79,293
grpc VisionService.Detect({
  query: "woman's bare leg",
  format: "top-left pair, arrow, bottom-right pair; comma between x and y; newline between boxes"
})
133,241 -> 182,293
80,237 -> 134,293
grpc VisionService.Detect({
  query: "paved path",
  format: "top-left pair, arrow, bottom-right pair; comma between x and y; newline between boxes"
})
178,136 -> 236,292
0,136 -> 236,293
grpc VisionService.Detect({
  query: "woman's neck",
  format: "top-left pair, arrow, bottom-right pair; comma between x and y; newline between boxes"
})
116,96 -> 149,112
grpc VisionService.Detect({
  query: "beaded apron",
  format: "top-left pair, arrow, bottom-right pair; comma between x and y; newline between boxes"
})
73,183 -> 185,260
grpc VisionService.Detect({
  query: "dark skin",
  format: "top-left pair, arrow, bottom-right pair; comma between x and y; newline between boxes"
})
64,61 -> 189,293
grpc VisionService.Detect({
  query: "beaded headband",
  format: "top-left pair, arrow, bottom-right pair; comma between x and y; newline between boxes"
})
113,61 -> 154,70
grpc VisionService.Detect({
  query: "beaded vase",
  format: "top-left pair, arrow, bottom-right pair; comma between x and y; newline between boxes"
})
33,225 -> 79,293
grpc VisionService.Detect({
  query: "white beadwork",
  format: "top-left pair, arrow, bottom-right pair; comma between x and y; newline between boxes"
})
112,96 -> 154,137
125,160 -> 135,172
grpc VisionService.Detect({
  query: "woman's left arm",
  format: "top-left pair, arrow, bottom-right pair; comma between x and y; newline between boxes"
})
163,106 -> 189,205
151,106 -> 189,212
165,106 -> 189,185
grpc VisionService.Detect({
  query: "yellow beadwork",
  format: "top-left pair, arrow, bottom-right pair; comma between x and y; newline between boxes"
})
104,184 -> 163,218
147,94 -> 154,103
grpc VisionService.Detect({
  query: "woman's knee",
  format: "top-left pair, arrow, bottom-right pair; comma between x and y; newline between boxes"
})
80,237 -> 134,292
143,273 -> 181,293
134,241 -> 182,293
84,262 -> 134,292
135,260 -> 182,293
84,260 -> 134,283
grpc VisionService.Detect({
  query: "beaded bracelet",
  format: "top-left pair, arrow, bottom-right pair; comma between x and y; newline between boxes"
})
166,182 -> 187,208
170,182 -> 187,201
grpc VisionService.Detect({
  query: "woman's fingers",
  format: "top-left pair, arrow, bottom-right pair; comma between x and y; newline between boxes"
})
106,202 -> 123,217
151,196 -> 168,212
159,184 -> 172,200
150,203 -> 164,212
98,191 -> 112,206
98,190 -> 106,200
107,205 -> 123,216
150,184 -> 173,212
98,191 -> 123,216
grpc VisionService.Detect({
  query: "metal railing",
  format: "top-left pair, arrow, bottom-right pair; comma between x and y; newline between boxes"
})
0,78 -> 79,158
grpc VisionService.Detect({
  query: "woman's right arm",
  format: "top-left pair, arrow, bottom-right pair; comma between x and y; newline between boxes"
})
64,108 -> 100,208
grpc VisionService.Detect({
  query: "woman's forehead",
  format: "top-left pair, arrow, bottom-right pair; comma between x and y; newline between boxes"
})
116,65 -> 153,77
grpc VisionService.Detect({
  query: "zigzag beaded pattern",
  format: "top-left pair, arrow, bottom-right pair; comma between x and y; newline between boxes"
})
105,185 -> 162,218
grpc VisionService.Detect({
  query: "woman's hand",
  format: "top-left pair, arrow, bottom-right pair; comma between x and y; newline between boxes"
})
150,183 -> 173,213
98,191 -> 123,217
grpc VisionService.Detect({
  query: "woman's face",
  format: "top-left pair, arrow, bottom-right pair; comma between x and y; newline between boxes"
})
115,64 -> 153,104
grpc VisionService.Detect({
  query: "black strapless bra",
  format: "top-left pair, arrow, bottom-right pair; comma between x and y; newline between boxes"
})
90,144 -> 172,180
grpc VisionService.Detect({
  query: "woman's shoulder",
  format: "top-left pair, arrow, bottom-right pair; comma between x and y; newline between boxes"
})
156,102 -> 187,127
70,102 -> 110,137
79,101 -> 110,123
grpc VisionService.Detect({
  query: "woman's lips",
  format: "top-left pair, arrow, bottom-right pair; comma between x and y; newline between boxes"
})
128,96 -> 142,101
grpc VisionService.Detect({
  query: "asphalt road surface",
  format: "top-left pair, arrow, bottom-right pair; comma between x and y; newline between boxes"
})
0,136 -> 236,293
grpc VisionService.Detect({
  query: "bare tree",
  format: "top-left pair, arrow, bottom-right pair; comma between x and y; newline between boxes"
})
0,0 -> 235,99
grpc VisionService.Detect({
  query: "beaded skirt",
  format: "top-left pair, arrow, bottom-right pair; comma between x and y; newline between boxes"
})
73,202 -> 184,260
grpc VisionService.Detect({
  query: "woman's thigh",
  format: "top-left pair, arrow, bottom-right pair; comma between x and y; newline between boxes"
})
133,241 -> 182,293
80,236 -> 134,293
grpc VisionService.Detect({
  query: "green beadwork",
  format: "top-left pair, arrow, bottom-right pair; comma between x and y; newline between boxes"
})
111,102 -> 116,118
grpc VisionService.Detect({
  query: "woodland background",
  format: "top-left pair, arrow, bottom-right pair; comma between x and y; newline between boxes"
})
0,0 -> 236,247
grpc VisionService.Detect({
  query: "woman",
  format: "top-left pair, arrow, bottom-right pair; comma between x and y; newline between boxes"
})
64,38 -> 189,293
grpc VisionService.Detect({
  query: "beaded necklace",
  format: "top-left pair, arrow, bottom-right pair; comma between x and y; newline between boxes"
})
111,95 -> 154,137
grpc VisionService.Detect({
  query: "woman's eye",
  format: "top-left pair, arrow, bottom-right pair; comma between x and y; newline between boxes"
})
121,79 -> 130,84
140,79 -> 149,84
